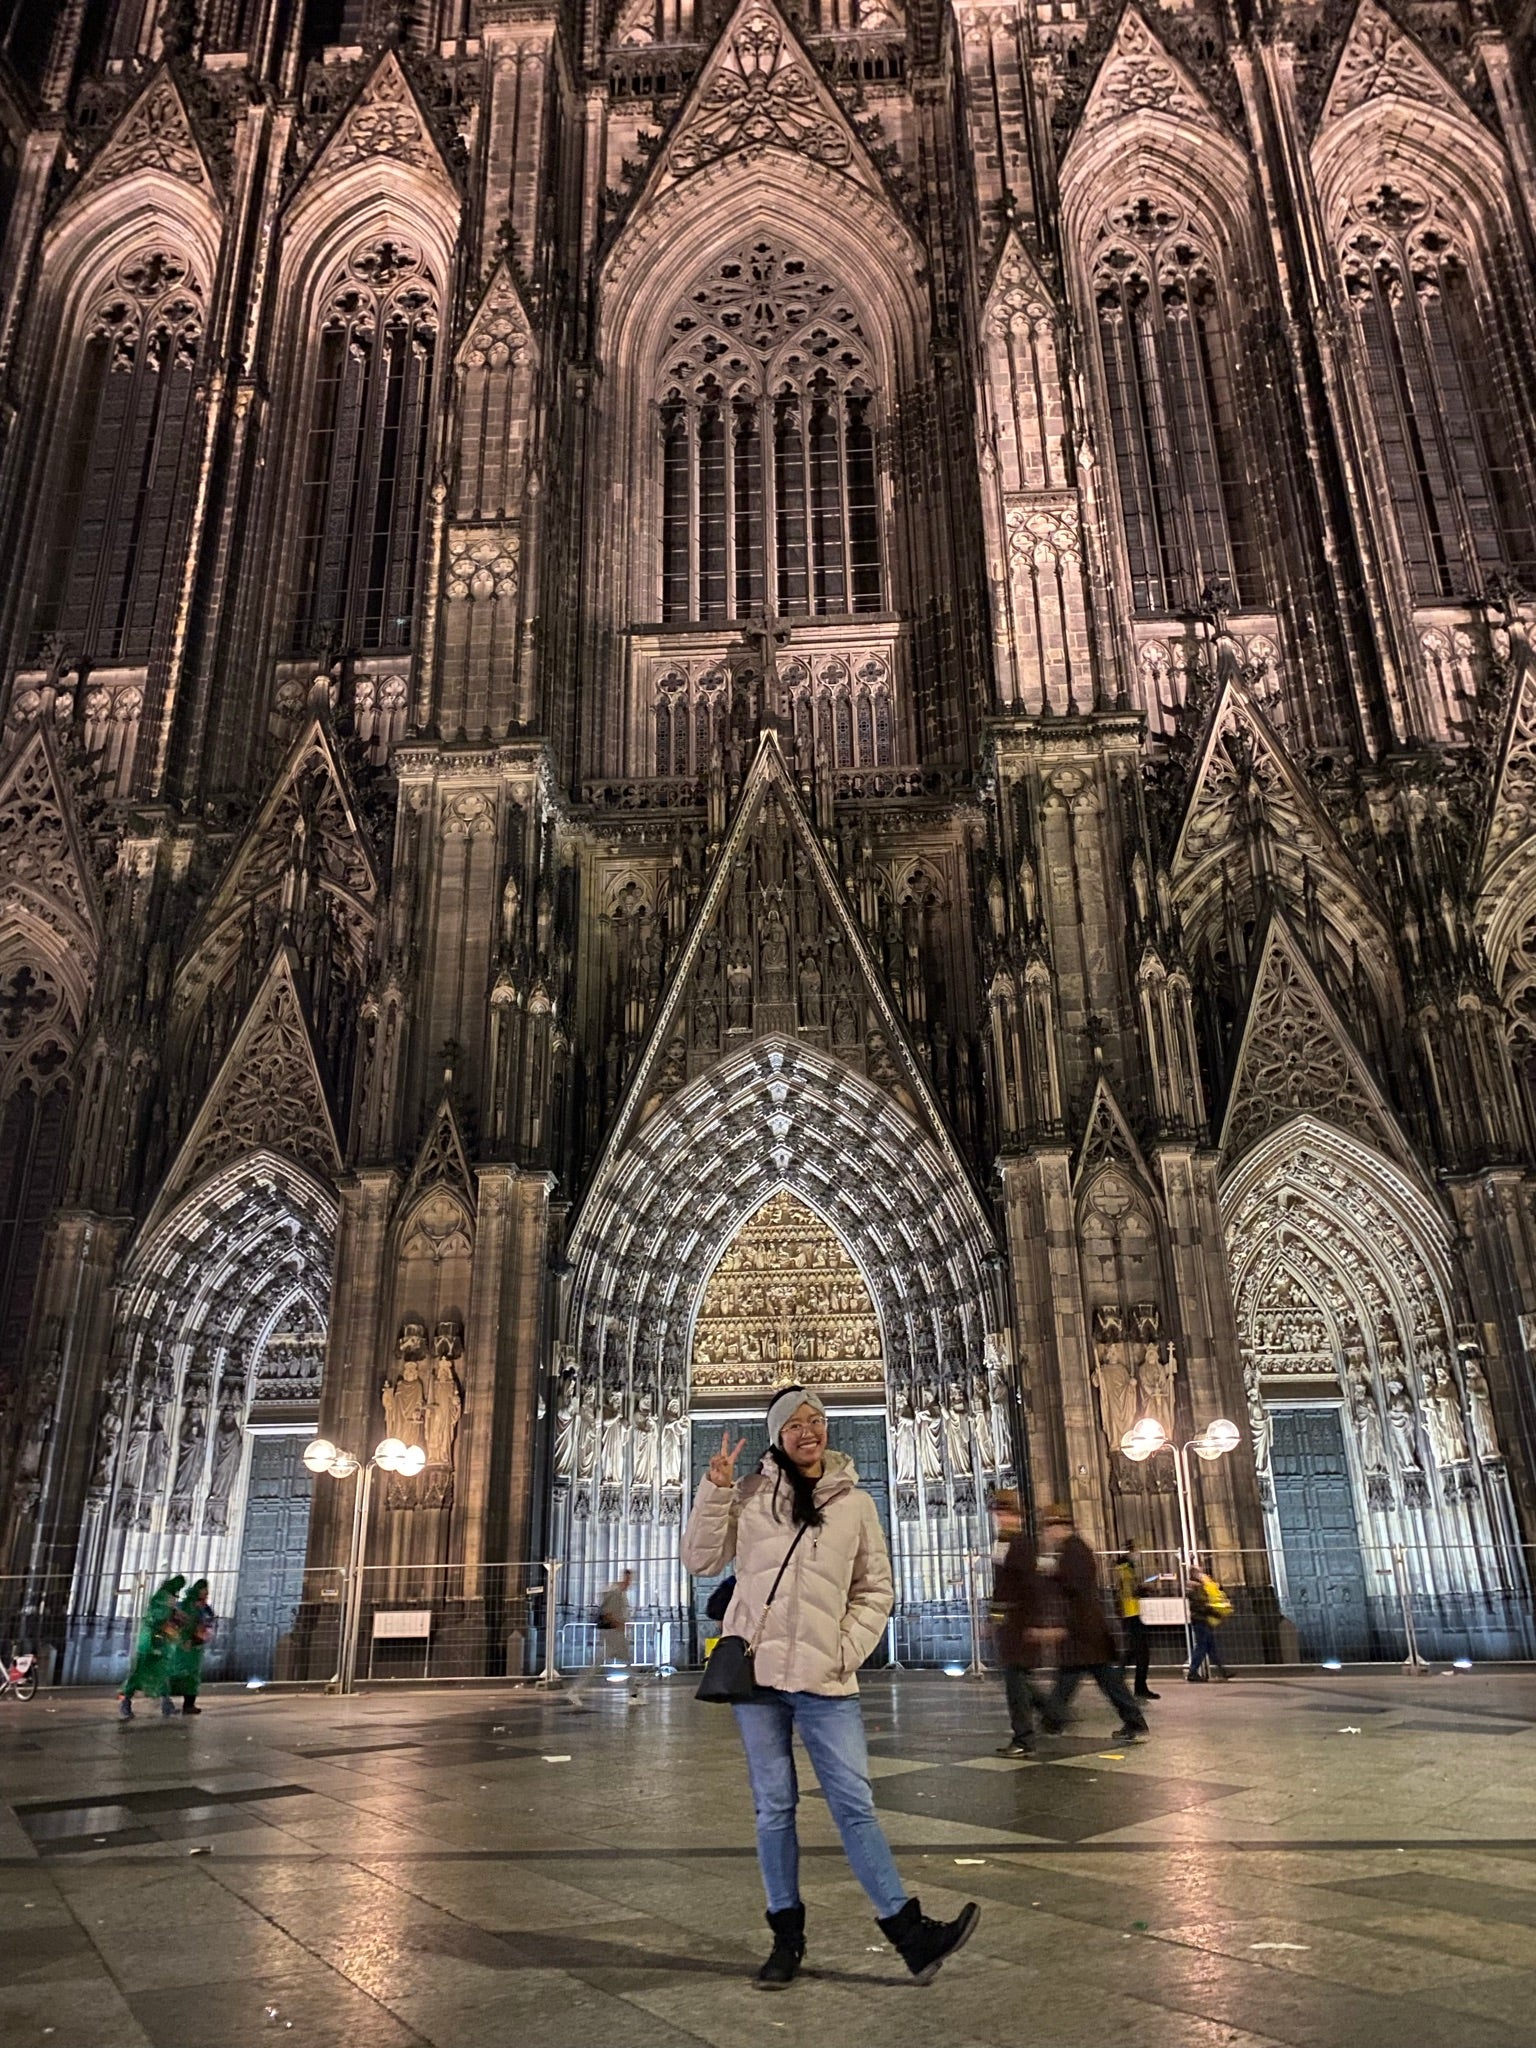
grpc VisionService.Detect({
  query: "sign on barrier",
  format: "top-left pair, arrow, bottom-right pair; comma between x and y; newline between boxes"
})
371,1610 -> 432,1639
1139,1596 -> 1189,1626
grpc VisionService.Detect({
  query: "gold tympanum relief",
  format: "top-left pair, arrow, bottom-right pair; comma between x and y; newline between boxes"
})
690,1190 -> 883,1393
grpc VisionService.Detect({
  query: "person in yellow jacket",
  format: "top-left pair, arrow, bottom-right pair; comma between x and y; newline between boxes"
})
1114,1541 -> 1159,1701
1187,1569 -> 1234,1681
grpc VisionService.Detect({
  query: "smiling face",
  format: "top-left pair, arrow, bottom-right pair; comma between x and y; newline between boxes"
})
778,1402 -> 828,1475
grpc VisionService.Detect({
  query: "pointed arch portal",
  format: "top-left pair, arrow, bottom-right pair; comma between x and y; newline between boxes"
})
555,1037 -> 1018,1667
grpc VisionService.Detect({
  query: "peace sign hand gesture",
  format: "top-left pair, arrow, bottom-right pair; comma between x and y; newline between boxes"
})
707,1431 -> 747,1489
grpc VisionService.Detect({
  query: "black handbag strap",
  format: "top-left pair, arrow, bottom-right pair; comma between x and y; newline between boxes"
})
748,1522 -> 809,1652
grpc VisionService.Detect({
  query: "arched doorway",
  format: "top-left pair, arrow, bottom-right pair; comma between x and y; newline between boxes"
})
1223,1119 -> 1531,1660
69,1153 -> 336,1680
555,1039 -> 1016,1668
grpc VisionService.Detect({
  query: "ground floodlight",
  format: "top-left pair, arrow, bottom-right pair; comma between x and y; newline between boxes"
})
304,1438 -> 338,1475
1205,1417 -> 1241,1454
397,1443 -> 427,1477
375,1437 -> 408,1471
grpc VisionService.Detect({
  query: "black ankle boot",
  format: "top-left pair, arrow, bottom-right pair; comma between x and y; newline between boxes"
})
876,1896 -> 980,1984
753,1903 -> 805,1989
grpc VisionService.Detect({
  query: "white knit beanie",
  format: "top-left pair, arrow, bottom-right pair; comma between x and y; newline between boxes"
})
765,1384 -> 826,1449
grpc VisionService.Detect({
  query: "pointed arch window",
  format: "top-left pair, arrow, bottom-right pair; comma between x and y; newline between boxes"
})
289,237 -> 440,657
32,250 -> 204,664
1092,199 -> 1257,615
1340,187 -> 1536,602
658,240 -> 884,623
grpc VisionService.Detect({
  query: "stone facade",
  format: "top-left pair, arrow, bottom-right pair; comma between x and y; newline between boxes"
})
2,0 -> 1536,1669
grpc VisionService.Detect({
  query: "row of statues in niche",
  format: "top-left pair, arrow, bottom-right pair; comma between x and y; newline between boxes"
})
1091,1302 -> 1177,1456
380,1317 -> 465,1507
1244,1335 -> 1503,1512
552,1367 -> 689,1492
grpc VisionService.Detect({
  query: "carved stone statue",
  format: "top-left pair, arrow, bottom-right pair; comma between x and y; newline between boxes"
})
632,1389 -> 659,1491
1138,1341 -> 1177,1440
1348,1363 -> 1389,1476
574,1384 -> 599,1480
1423,1363 -> 1470,1468
892,1389 -> 917,1486
1383,1373 -> 1422,1472
167,1358 -> 212,1530
88,1382 -> 125,1498
599,1387 -> 627,1484
943,1385 -> 972,1479
798,948 -> 823,1026
203,1380 -> 246,1533
1091,1305 -> 1139,1453
915,1382 -> 944,1485
384,1318 -> 430,1447
1465,1360 -> 1501,1462
1242,1354 -> 1272,1500
424,1321 -> 464,1469
553,1362 -> 579,1477
659,1392 -> 686,1492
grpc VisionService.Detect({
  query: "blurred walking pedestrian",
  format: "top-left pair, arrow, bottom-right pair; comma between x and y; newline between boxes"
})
683,1385 -> 979,1989
1115,1541 -> 1160,1702
117,1575 -> 186,1720
1187,1569 -> 1233,1682
170,1579 -> 216,1716
567,1568 -> 639,1709
1039,1505 -> 1149,1744
989,1489 -> 1058,1756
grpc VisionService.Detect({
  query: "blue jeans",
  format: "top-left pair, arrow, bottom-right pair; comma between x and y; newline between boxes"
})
733,1690 -> 910,1918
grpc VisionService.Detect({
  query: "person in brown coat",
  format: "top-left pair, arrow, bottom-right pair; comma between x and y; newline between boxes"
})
1038,1503 -> 1150,1744
989,1490 -> 1061,1756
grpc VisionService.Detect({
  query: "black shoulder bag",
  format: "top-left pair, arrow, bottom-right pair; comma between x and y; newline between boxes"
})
696,1524 -> 808,1703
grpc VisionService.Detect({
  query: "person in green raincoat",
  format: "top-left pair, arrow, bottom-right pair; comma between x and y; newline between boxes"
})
169,1579 -> 215,1716
117,1575 -> 186,1720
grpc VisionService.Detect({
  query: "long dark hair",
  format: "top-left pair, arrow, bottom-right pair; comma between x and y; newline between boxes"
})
769,1444 -> 825,1529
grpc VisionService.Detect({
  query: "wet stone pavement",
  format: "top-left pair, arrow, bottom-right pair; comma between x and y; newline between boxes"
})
3,1669 -> 1536,2047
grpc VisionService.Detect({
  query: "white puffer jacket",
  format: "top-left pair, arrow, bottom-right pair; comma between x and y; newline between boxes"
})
681,1449 -> 893,1696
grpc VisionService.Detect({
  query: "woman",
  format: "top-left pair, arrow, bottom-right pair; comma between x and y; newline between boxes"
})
682,1385 -> 979,1989
170,1579 -> 216,1716
117,1575 -> 186,1720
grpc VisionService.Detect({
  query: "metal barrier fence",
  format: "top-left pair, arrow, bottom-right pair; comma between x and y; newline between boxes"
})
2,1539 -> 1531,1686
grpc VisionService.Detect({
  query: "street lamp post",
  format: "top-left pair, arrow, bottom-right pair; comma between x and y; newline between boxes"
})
1119,1414 -> 1242,1663
305,1435 -> 427,1695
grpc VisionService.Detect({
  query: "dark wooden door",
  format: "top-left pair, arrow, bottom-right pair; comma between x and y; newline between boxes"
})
1271,1407 -> 1374,1659
223,1435 -> 314,1680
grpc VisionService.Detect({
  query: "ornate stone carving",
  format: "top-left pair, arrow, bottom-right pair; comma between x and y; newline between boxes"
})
202,1377 -> 247,1533
458,263 -> 534,371
1079,9 -> 1218,136
669,10 -> 852,179
81,77 -> 209,192
384,1318 -> 431,1452
166,1351 -> 212,1531
1465,1360 -> 1502,1464
421,1320 -> 464,1509
321,51 -> 439,174
691,1188 -> 882,1394
1092,1302 -> 1140,1459
1348,1357 -> 1393,1510
1323,0 -> 1462,123
445,528 -> 520,604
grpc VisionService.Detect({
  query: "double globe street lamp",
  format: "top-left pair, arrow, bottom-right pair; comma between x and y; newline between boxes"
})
1118,1413 -> 1242,1582
304,1435 -> 427,1695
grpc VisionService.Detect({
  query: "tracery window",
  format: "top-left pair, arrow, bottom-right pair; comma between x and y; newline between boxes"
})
1091,198 -> 1256,615
289,237 -> 440,657
1340,186 -> 1536,602
32,250 -> 204,663
658,239 -> 883,624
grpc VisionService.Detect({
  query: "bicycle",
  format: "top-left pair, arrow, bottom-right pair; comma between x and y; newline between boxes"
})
0,1650 -> 38,1701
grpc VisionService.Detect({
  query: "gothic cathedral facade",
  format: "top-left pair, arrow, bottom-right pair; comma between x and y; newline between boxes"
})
2,0 -> 1536,1675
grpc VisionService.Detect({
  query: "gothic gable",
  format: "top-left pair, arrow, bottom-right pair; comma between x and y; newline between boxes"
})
1321,0 -> 1465,126
179,711 -> 380,998
1170,677 -> 1384,957
594,732 -> 974,1196
456,258 -> 537,371
305,49 -> 455,191
401,1091 -> 476,1221
1074,1075 -> 1154,1195
1072,7 -> 1222,147
73,70 -> 217,203
158,945 -> 342,1211
637,0 -> 886,208
0,724 -> 101,964
1220,918 -> 1413,1173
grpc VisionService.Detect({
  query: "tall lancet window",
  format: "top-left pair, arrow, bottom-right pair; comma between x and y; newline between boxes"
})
289,237 -> 440,657
1340,185 -> 1536,601
658,239 -> 884,623
1091,197 -> 1256,616
32,250 -> 204,663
